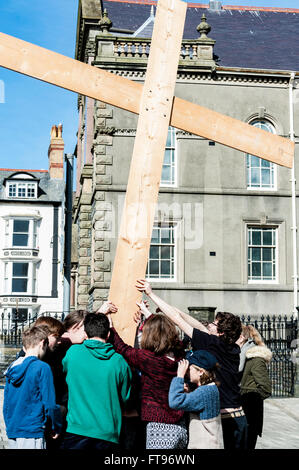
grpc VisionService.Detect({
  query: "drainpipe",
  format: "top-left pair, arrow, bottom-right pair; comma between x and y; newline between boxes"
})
289,72 -> 298,318
63,153 -> 74,319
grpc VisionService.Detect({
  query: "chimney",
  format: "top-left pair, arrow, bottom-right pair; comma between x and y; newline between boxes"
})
48,124 -> 64,179
209,1 -> 222,10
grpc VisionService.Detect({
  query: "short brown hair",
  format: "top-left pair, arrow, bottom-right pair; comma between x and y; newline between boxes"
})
216,312 -> 242,344
140,314 -> 183,356
63,310 -> 88,331
22,326 -> 49,350
35,316 -> 65,336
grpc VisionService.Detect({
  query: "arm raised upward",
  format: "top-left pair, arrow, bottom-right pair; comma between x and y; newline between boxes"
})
136,279 -> 209,338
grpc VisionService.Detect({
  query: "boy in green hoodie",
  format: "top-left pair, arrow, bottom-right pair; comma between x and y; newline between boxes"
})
61,312 -> 132,450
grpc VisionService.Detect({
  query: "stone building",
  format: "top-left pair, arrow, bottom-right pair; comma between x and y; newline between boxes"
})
0,125 -> 65,331
72,0 -> 299,320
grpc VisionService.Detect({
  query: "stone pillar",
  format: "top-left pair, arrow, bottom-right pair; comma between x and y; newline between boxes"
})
89,100 -> 114,311
75,164 -> 93,309
188,306 -> 217,324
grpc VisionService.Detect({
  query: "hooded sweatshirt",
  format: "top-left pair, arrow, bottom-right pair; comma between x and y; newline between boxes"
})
62,339 -> 132,443
3,356 -> 62,439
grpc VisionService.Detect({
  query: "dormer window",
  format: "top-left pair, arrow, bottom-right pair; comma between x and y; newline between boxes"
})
6,174 -> 38,199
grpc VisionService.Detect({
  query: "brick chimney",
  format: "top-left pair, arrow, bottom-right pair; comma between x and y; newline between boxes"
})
48,124 -> 64,179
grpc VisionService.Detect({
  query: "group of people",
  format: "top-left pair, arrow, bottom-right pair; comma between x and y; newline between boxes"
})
2,279 -> 272,451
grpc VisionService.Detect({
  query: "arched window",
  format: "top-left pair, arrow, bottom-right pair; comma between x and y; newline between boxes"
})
246,120 -> 276,190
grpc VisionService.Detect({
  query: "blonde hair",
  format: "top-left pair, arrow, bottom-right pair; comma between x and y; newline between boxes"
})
190,364 -> 220,386
22,325 -> 49,350
242,324 -> 265,346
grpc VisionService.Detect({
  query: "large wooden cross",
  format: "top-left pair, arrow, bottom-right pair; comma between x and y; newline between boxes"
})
0,0 -> 294,344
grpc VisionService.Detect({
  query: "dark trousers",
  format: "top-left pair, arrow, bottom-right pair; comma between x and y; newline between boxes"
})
221,415 -> 248,450
60,432 -> 119,451
241,392 -> 264,450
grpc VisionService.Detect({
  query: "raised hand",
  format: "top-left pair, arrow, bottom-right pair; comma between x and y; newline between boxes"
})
97,300 -> 118,315
136,279 -> 152,296
133,310 -> 142,324
177,359 -> 190,379
136,300 -> 152,319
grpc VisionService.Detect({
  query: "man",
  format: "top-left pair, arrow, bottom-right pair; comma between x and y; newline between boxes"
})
61,312 -> 132,450
136,279 -> 248,450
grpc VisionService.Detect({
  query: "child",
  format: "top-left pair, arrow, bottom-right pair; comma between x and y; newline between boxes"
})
105,308 -> 187,450
169,350 -> 224,449
3,325 -> 62,449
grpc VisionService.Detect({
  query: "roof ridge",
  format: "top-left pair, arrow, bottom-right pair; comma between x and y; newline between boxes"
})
223,5 -> 299,13
103,0 -> 299,13
0,168 -> 48,172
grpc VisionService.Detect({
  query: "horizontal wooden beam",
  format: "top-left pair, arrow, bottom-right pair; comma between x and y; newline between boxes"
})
0,31 -> 294,168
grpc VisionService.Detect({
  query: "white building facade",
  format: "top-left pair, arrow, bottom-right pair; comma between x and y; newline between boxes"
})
0,125 -> 65,332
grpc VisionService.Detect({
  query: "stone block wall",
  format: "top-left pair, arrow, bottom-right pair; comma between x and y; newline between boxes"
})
88,100 -> 114,311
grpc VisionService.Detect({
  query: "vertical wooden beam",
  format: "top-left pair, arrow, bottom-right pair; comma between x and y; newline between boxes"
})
108,0 -> 187,345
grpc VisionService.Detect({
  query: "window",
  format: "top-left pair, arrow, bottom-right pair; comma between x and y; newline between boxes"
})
161,127 -> 176,186
146,224 -> 176,280
246,121 -> 276,190
4,218 -> 38,249
12,262 -> 29,292
2,261 -> 37,295
12,220 -> 30,247
7,181 -> 37,199
247,227 -> 277,282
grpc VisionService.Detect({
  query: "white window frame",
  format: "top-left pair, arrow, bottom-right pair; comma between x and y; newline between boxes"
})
146,222 -> 177,281
247,226 -> 278,284
3,261 -> 38,295
5,218 -> 38,249
7,180 -> 38,199
160,127 -> 177,187
246,120 -> 277,191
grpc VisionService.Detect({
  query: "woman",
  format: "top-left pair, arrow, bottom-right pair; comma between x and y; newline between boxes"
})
240,325 -> 272,450
107,310 -> 187,450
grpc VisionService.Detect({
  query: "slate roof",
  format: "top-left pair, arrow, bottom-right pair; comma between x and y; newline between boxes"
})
102,0 -> 299,71
0,169 -> 65,203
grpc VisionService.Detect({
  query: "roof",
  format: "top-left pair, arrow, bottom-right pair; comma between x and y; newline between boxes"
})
0,169 -> 64,203
102,0 -> 299,71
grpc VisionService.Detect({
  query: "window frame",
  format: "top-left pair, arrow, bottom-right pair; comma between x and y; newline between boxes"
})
4,218 -> 38,249
2,261 -> 37,295
146,222 -> 177,282
247,225 -> 278,284
12,261 -> 29,293
246,120 -> 277,191
6,180 -> 38,199
160,127 -> 177,188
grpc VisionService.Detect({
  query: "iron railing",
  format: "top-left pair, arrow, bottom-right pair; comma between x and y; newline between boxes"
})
0,311 -> 64,345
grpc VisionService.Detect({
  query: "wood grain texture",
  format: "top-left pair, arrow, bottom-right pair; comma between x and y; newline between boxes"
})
108,0 -> 187,344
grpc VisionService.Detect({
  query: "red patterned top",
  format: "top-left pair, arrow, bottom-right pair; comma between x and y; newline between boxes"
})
110,328 -> 184,424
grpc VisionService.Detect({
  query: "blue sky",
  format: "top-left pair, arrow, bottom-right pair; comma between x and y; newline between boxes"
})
0,0 -> 298,171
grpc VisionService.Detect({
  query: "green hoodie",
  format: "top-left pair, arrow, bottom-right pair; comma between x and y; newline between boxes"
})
62,339 -> 132,443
